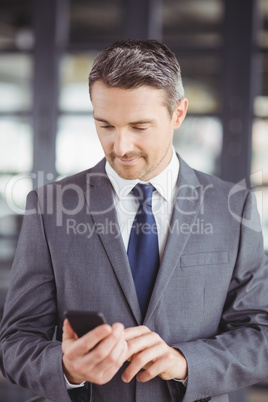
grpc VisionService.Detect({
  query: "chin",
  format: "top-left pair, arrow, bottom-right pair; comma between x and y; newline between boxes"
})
112,164 -> 141,180
117,170 -> 139,180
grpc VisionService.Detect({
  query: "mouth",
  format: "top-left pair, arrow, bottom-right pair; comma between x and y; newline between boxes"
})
116,156 -> 141,166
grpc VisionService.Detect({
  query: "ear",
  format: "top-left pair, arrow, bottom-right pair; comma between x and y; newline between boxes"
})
172,98 -> 188,129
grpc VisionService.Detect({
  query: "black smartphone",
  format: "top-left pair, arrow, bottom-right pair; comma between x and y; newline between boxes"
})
64,310 -> 107,337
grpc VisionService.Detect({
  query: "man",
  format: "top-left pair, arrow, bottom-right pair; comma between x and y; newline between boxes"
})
0,39 -> 268,402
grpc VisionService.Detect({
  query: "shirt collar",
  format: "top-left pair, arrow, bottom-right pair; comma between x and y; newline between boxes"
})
105,148 -> 179,202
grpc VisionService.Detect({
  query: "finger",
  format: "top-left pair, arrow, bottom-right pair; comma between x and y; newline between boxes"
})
95,333 -> 128,382
126,331 -> 161,360
102,329 -> 128,371
101,341 -> 128,383
136,348 -> 187,383
137,355 -> 168,382
122,342 -> 165,383
65,324 -> 112,360
62,319 -> 76,341
86,323 -> 125,365
124,325 -> 151,341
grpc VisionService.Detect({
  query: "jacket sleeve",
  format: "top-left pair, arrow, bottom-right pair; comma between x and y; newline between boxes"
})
0,190 -> 90,402
175,191 -> 268,402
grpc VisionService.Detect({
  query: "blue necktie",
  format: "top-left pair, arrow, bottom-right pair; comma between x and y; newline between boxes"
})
127,183 -> 160,318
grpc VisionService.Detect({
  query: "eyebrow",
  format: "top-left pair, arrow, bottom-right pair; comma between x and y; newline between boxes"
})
93,116 -> 156,125
94,116 -> 110,124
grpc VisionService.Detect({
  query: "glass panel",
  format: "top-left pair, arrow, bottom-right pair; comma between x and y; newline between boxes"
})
69,0 -> 122,45
0,117 -> 33,172
254,186 -> 268,251
0,1 -> 34,50
0,54 -> 33,111
163,0 -> 223,47
254,54 -> 268,117
56,115 -> 104,175
251,119 -> 268,183
254,96 -> 268,117
173,116 -> 222,176
178,54 -> 222,114
258,0 -> 268,48
59,54 -> 96,111
0,174 -> 33,217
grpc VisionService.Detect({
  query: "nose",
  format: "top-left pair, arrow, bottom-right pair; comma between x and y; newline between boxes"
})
113,130 -> 134,157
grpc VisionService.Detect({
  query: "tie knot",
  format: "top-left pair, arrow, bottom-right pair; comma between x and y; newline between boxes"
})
132,183 -> 155,207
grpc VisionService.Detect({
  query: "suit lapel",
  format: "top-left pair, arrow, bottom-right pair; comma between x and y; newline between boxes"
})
144,157 -> 202,323
84,159 -> 142,324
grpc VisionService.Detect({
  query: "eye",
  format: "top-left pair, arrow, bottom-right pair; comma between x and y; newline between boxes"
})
133,126 -> 148,131
100,125 -> 113,129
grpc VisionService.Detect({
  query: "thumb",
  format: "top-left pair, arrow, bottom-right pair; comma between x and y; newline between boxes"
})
62,318 -> 77,342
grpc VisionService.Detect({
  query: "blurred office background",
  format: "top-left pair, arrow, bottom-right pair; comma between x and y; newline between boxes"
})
0,0 -> 268,401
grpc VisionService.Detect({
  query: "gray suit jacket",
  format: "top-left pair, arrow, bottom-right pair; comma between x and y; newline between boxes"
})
1,156 -> 268,402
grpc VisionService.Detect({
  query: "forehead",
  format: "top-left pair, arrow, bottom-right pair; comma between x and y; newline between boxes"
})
91,81 -> 167,116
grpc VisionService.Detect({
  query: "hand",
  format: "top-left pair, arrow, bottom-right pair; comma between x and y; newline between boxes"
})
62,319 -> 128,385
122,326 -> 187,383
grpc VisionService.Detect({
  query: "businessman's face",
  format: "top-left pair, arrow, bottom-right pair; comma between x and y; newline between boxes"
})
91,81 -> 187,181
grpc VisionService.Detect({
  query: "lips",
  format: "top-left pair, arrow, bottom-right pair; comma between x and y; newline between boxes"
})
116,157 -> 141,165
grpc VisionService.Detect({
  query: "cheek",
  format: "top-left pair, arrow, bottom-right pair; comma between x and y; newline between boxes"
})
97,133 -> 111,151
147,130 -> 171,151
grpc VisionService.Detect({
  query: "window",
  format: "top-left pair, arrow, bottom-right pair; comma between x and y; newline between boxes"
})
163,0 -> 223,47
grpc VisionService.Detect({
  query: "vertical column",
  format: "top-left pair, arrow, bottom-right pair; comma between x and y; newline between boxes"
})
122,0 -> 162,40
32,0 -> 69,188
221,0 -> 259,185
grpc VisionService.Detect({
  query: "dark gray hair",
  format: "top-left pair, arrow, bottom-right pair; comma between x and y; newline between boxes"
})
89,39 -> 184,115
